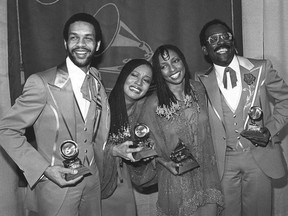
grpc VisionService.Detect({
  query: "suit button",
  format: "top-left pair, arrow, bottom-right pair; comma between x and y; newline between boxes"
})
84,127 -> 87,131
233,115 -> 236,118
234,122 -> 237,125
84,139 -> 87,143
223,137 -> 226,140
237,136 -> 240,140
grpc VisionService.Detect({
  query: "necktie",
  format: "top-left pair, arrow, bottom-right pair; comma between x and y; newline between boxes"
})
223,67 -> 237,89
80,73 -> 93,101
81,69 -> 102,109
89,69 -> 102,109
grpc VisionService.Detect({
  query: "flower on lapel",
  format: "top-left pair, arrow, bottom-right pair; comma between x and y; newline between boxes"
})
244,73 -> 256,85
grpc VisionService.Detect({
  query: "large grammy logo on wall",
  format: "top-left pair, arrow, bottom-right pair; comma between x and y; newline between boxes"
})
94,3 -> 153,91
95,3 -> 153,60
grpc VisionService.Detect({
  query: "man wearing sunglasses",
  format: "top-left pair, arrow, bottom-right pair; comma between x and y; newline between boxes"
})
198,19 -> 288,216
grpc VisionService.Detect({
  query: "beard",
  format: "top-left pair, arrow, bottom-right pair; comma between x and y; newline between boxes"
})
67,48 -> 96,68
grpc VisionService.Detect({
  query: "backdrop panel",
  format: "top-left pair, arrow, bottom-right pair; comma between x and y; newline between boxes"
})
13,0 -> 242,93
6,1 -> 242,215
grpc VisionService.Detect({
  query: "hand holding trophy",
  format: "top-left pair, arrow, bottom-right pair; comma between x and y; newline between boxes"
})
169,139 -> 199,175
60,140 -> 91,181
240,106 -> 271,147
132,123 -> 157,161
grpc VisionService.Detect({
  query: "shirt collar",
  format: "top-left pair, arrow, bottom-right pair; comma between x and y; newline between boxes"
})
214,55 -> 240,80
66,57 -> 87,89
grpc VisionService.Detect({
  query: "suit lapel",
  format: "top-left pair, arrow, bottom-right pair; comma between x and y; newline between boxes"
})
238,57 -> 264,129
47,64 -> 76,140
93,78 -> 108,136
240,66 -> 251,124
199,69 -> 225,125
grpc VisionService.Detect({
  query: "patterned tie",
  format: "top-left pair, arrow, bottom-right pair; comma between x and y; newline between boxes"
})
223,67 -> 237,89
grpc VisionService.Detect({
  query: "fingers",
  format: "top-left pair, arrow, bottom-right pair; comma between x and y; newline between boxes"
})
164,161 -> 181,175
61,167 -> 78,175
126,146 -> 143,153
45,166 -> 83,187
64,175 -> 83,185
171,167 -> 179,175
127,155 -> 137,162
142,156 -> 155,162
113,141 -> 143,160
123,140 -> 134,147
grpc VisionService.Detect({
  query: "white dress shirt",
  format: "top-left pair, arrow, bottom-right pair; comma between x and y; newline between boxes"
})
66,57 -> 90,120
214,55 -> 242,113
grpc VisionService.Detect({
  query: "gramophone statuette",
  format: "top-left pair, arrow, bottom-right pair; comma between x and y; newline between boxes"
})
60,140 -> 91,181
132,123 -> 157,160
170,139 -> 200,175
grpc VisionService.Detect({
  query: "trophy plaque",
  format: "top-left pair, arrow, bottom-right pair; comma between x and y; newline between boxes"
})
170,139 -> 200,175
247,106 -> 263,131
241,106 -> 269,147
132,123 -> 157,161
60,140 -> 91,181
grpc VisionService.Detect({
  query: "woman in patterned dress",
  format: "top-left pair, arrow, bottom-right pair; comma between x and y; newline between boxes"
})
129,45 -> 224,216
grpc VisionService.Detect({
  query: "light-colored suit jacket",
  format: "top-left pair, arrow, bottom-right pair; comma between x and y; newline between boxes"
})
0,62 -> 110,215
198,56 -> 288,180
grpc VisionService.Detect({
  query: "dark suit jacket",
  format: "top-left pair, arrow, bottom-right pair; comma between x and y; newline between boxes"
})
198,56 -> 288,180
0,62 -> 110,215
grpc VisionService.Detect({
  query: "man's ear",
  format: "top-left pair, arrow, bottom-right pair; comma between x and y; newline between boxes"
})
202,46 -> 208,55
96,41 -> 101,51
64,40 -> 67,50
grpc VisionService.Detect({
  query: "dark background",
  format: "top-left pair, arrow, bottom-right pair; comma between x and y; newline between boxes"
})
8,0 -> 242,101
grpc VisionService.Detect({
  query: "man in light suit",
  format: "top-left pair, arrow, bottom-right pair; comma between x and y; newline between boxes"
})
198,19 -> 288,216
0,13 -> 110,216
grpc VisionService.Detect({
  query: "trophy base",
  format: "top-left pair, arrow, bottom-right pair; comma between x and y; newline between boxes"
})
133,148 -> 157,161
240,129 -> 269,147
65,166 -> 92,181
176,158 -> 200,175
247,124 -> 261,131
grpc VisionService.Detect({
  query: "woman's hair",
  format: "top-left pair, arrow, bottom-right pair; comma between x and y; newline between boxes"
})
109,59 -> 153,135
152,44 -> 192,107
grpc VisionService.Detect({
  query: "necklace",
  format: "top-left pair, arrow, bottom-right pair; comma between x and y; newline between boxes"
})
156,94 -> 200,120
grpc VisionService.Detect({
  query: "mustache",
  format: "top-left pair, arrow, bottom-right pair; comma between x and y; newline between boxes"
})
214,44 -> 231,52
72,47 -> 91,52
